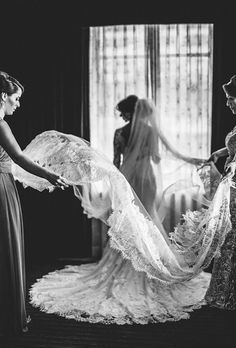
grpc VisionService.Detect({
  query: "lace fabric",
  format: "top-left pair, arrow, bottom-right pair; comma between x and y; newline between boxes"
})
116,99 -> 207,232
203,125 -> 236,309
11,128 -> 233,323
30,242 -> 210,325
170,179 -> 231,269
205,186 -> 236,309
12,129 -> 230,281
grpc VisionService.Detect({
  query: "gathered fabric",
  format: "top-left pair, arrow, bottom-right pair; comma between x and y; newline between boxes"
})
12,127 -> 230,281
11,113 -> 231,323
115,99 -> 210,233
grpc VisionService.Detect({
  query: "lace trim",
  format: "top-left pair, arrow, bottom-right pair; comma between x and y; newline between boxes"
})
29,261 -> 210,325
13,130 -> 230,283
170,180 -> 232,270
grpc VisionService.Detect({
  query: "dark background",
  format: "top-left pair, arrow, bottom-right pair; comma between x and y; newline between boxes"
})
0,0 -> 234,265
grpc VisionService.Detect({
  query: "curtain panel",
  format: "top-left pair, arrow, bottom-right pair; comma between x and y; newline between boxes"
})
89,24 -> 213,255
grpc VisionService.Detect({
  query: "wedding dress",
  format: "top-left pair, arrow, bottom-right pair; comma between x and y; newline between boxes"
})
12,101 -> 230,324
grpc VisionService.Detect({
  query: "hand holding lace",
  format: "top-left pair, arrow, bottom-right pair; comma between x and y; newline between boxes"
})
45,172 -> 69,190
188,158 -> 207,166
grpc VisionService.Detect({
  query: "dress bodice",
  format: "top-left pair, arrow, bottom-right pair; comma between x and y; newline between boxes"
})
113,122 -> 155,168
113,124 -> 131,168
225,126 -> 236,160
114,128 -> 128,154
0,119 -> 12,173
0,144 -> 12,173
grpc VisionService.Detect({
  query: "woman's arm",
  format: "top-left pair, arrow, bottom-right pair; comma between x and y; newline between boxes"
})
207,147 -> 228,163
113,129 -> 122,169
156,127 -> 205,165
0,120 -> 68,188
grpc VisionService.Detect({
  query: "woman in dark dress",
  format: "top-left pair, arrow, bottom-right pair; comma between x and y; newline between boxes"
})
205,75 -> 236,309
0,71 -> 68,336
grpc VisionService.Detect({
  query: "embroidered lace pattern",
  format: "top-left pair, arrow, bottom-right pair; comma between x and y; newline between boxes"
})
204,126 -> 236,309
30,243 -> 210,324
11,129 -> 232,323
12,130 -> 219,282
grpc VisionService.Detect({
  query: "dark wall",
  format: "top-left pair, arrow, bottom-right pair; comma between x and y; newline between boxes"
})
0,1 -> 234,264
1,0 -> 92,265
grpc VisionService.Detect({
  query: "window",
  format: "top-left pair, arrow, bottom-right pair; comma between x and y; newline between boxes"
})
89,24 -> 213,162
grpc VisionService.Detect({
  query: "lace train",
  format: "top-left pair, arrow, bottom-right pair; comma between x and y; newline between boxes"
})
13,131 -> 230,282
30,243 -> 210,325
11,130 -> 232,323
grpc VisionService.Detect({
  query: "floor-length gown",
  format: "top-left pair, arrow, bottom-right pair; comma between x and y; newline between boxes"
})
205,126 -> 236,309
0,143 -> 28,334
28,126 -> 211,325
113,123 -> 161,222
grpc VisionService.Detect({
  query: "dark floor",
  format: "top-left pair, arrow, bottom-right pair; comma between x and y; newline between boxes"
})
0,262 -> 236,348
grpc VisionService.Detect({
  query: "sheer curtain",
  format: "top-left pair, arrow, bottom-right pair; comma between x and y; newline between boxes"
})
89,25 -> 147,160
153,24 -> 213,159
89,24 -> 214,255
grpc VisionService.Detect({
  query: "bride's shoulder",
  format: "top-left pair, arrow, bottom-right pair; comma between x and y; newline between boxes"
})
114,127 -> 123,141
114,124 -> 128,136
116,123 -> 129,131
114,125 -> 129,145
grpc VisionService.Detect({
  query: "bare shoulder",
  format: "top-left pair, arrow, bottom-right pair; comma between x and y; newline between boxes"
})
0,119 -> 8,130
0,119 -> 12,134
0,119 -> 21,158
0,119 -> 15,144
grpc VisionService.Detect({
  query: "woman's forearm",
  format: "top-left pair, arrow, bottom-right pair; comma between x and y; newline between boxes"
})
13,153 -> 51,181
214,147 -> 228,157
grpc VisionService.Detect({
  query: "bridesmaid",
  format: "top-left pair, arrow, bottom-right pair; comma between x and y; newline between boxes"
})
0,71 -> 68,336
205,75 -> 236,309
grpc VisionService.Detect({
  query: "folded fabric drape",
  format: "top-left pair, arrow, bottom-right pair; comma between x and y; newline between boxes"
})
12,127 -> 229,283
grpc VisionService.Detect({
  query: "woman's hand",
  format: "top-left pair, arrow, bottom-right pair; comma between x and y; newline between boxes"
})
46,172 -> 69,190
152,153 -> 161,164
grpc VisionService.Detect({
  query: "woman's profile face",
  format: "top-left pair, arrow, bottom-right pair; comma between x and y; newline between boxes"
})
120,111 -> 132,122
226,94 -> 236,114
4,88 -> 22,116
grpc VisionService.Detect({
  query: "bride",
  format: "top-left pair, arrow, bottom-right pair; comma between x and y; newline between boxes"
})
13,99 -> 228,325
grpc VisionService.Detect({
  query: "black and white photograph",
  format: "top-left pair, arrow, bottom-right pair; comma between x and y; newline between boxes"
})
0,1 -> 235,347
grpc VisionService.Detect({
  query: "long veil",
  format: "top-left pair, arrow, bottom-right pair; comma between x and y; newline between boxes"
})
12,128 -> 231,283
120,99 -> 213,233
